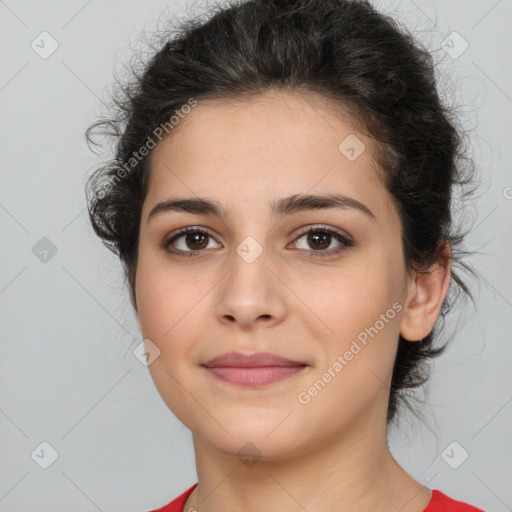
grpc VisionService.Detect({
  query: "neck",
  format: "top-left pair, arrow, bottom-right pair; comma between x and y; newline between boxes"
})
184,414 -> 431,512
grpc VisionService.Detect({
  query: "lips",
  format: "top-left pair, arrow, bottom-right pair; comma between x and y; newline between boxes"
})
202,351 -> 307,368
201,351 -> 308,387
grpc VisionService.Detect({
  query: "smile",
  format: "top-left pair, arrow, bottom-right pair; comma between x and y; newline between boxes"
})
203,365 -> 308,387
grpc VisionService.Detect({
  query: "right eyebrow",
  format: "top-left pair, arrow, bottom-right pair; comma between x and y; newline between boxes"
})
147,197 -> 231,223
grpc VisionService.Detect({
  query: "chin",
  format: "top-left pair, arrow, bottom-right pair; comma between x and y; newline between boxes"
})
195,413 -> 311,461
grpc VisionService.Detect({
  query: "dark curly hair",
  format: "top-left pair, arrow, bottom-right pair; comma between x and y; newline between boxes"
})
85,0 -> 477,425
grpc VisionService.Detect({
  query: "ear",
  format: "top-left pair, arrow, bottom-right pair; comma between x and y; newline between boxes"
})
399,244 -> 451,342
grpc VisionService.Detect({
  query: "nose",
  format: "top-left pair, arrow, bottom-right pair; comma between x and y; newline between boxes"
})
214,244 -> 288,330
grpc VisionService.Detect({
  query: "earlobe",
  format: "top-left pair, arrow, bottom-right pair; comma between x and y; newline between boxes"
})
399,245 -> 452,342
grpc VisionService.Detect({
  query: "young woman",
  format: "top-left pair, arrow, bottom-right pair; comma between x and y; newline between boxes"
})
86,0 -> 484,510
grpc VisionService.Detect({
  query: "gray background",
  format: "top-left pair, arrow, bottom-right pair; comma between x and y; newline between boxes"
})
1,0 -> 511,510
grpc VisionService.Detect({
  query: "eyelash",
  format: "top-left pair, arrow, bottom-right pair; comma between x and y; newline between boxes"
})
162,225 -> 354,259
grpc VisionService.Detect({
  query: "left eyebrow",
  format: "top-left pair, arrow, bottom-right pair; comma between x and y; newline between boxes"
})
147,193 -> 376,224
271,193 -> 375,221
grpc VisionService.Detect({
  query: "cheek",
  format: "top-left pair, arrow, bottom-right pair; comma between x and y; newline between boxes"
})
135,258 -> 207,416
295,273 -> 401,418
137,277 -> 203,343
298,261 -> 403,382
295,265 -> 393,337
135,246 -> 198,336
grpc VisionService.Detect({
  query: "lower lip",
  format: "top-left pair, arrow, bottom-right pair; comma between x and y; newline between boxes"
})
203,365 -> 307,387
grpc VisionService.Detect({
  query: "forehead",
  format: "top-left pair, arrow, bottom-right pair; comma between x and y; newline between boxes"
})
152,90 -> 375,170
144,90 -> 396,225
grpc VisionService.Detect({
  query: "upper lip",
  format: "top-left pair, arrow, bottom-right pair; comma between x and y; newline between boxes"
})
202,351 -> 307,368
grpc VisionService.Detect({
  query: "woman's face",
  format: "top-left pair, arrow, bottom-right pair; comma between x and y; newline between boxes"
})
135,91 -> 414,460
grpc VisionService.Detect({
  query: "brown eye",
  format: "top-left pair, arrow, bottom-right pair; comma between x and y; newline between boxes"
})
291,226 -> 353,257
183,232 -> 209,250
307,231 -> 331,250
164,227 -> 221,257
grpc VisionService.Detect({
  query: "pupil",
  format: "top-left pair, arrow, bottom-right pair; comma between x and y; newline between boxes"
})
309,232 -> 329,249
187,233 -> 207,250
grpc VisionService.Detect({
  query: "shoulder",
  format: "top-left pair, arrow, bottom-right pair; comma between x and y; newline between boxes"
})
149,485 -> 485,512
425,489 -> 485,512
148,483 -> 198,512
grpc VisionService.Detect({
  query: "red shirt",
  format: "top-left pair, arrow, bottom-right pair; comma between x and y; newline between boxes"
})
149,483 -> 485,511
